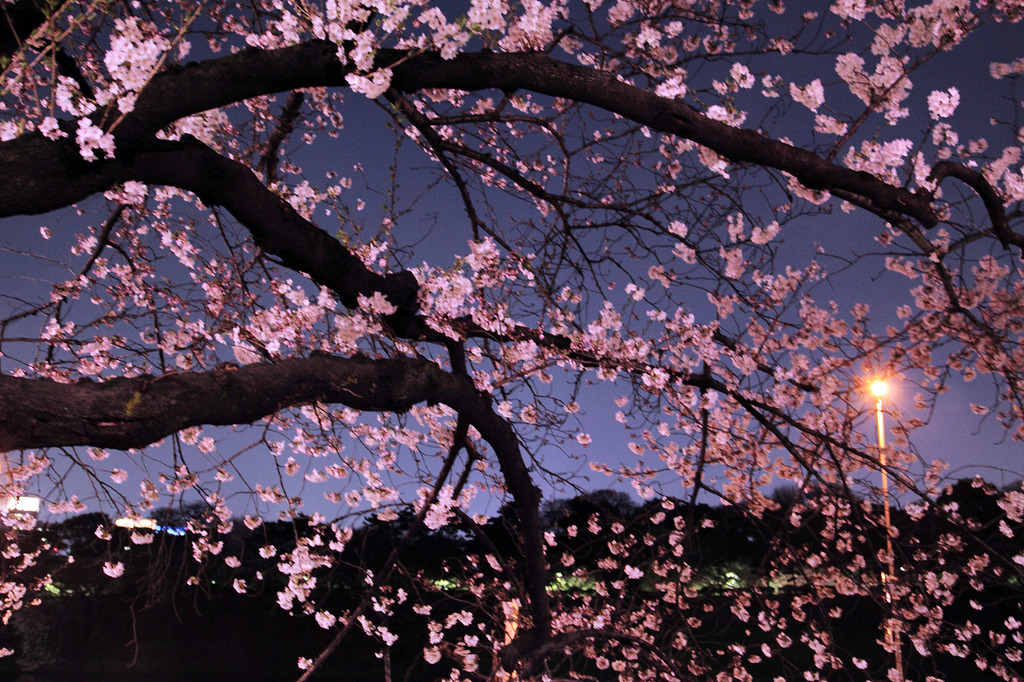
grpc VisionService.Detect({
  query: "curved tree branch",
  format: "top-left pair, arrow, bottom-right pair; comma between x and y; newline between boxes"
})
125,137 -> 423,337
929,160 -> 1019,252
0,43 -> 994,237
387,51 -> 941,229
0,352 -> 553,660
0,128 -> 802,398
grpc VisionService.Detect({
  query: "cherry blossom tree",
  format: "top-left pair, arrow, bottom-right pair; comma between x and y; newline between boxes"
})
2,0 -> 1024,679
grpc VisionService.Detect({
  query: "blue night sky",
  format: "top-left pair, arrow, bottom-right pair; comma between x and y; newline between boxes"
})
1,6 -> 1023,524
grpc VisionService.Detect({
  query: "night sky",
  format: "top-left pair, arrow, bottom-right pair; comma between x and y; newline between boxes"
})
1,6 -> 1023,524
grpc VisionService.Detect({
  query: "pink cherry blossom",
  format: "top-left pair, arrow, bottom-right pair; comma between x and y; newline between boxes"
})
102,561 -> 125,578
927,87 -> 960,120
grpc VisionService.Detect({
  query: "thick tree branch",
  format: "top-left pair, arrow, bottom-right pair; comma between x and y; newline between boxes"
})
125,138 -> 423,336
438,372 -> 552,658
0,127 -> 790,400
386,51 -> 941,228
94,42 -> 971,235
0,134 -> 426,335
0,352 -> 552,655
0,43 -> 986,236
0,354 -> 449,452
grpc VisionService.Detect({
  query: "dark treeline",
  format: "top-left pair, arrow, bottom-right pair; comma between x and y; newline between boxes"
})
1,478 -> 1022,681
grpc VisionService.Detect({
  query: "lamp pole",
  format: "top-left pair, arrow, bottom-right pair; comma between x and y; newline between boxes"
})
870,381 -> 903,679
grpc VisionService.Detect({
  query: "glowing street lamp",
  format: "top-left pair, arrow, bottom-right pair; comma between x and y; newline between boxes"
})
871,379 -> 903,679
0,455 -> 40,518
870,380 -> 888,400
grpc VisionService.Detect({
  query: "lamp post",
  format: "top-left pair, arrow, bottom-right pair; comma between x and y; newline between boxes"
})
870,380 -> 903,679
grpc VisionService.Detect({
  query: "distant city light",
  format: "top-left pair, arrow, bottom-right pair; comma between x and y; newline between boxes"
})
113,517 -> 186,535
115,517 -> 157,530
5,496 -> 40,513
